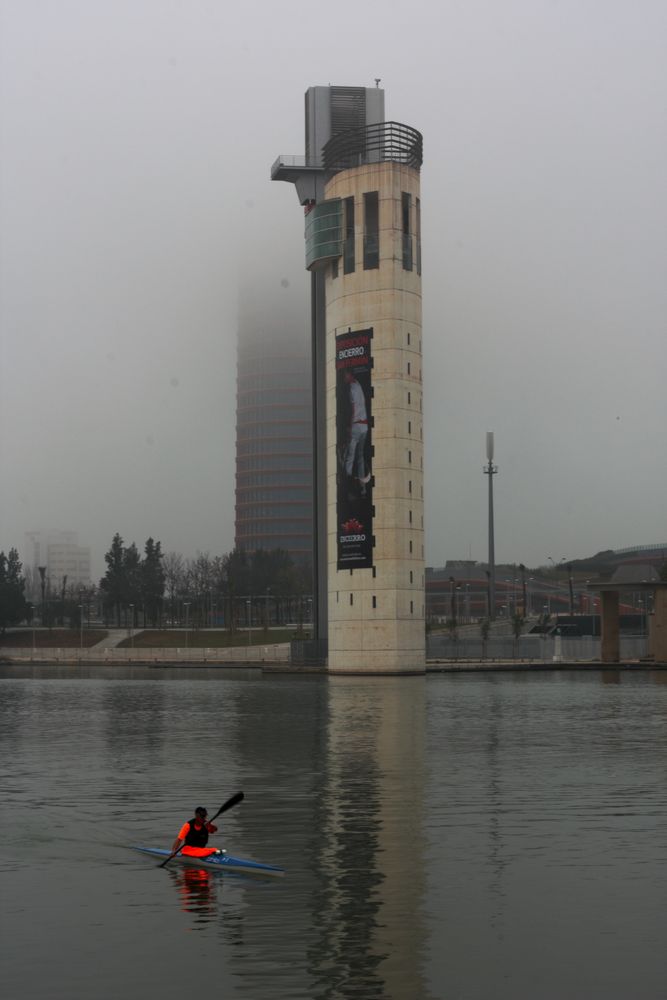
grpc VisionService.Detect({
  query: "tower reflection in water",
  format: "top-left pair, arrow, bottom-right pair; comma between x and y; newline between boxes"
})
156,674 -> 434,996
308,676 -> 434,1000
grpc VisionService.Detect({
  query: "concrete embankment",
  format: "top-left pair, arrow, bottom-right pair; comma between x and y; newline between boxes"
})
0,643 -> 290,667
2,647 -> 664,672
426,659 -> 667,672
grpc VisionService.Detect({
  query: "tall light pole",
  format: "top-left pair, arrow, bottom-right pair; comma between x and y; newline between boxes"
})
31,606 -> 36,658
184,601 -> 191,649
483,432 -> 497,619
129,604 -> 134,649
548,557 -> 567,616
78,605 -> 83,649
246,599 -> 251,648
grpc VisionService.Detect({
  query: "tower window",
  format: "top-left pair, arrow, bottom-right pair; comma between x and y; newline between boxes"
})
410,601 -> 414,614
416,197 -> 422,276
344,197 -> 355,274
363,192 -> 379,269
372,595 -> 377,609
350,593 -> 354,606
409,480 -> 412,494
410,571 -> 413,583
402,192 -> 413,270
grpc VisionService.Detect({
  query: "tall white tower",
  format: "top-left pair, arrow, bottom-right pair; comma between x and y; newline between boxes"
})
273,87 -> 425,673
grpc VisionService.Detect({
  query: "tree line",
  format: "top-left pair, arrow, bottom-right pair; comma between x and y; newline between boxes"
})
99,533 -> 311,629
0,535 -> 312,634
0,549 -> 27,635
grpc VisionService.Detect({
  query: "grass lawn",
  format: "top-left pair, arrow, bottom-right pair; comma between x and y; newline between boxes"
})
115,629 -> 311,649
0,629 -> 108,648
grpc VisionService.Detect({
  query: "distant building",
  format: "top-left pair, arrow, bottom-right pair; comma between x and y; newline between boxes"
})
234,295 -> 313,565
24,531 -> 91,589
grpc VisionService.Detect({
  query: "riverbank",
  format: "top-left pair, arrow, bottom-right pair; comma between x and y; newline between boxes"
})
0,642 -> 291,666
1,646 -> 665,672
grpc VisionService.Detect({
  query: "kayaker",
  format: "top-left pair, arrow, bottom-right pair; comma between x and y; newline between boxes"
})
171,806 -> 221,858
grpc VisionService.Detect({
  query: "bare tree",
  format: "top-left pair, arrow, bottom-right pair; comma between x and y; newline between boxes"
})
162,552 -> 184,625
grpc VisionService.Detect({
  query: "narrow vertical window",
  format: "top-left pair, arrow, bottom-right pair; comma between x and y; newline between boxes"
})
410,571 -> 413,583
344,197 -> 355,274
402,192 -> 412,270
416,197 -> 422,276
350,593 -> 354,606
363,192 -> 379,269
372,596 -> 377,609
410,601 -> 414,614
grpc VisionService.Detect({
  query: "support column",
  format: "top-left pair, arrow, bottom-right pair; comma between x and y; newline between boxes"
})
650,588 -> 667,663
600,591 -> 620,663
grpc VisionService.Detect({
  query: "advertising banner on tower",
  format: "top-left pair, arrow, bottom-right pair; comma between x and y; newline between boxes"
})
335,328 -> 374,569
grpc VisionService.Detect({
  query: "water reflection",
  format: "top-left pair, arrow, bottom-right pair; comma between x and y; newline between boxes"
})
307,676 -> 432,1000
168,866 -> 218,922
6,668 -> 667,999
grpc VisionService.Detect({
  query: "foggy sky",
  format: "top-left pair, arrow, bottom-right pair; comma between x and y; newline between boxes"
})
1,0 -> 666,580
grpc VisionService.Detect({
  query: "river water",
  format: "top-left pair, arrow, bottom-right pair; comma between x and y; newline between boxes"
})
3,666 -> 667,1000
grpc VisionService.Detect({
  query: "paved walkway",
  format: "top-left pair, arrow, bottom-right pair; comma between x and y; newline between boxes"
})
90,629 -> 137,649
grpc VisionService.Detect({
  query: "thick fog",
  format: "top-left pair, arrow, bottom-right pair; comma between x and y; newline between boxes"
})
1,0 -> 665,579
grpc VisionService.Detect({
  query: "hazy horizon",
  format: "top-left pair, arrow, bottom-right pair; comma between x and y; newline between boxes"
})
2,0 -> 666,581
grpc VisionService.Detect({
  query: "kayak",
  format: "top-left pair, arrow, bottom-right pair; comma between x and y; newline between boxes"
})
132,845 -> 285,877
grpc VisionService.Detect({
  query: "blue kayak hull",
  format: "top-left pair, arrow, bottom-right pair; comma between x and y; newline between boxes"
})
132,845 -> 285,876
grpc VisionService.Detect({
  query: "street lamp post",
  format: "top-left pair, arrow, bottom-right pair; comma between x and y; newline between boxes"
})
483,432 -> 498,619
78,605 -> 83,649
246,599 -> 251,648
129,604 -> 134,649
184,602 -> 191,649
31,606 -> 36,658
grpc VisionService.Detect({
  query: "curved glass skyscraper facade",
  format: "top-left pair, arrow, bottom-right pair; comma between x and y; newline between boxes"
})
235,318 -> 313,564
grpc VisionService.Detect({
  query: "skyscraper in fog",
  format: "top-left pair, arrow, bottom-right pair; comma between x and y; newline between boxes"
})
234,289 -> 313,564
273,85 -> 425,673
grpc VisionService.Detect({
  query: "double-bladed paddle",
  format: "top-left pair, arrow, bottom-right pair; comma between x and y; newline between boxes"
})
158,791 -> 244,868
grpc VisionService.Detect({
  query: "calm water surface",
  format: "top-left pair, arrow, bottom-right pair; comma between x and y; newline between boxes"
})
2,666 -> 667,999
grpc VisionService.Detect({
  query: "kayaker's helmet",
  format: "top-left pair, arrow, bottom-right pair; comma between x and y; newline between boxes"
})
195,806 -> 207,818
